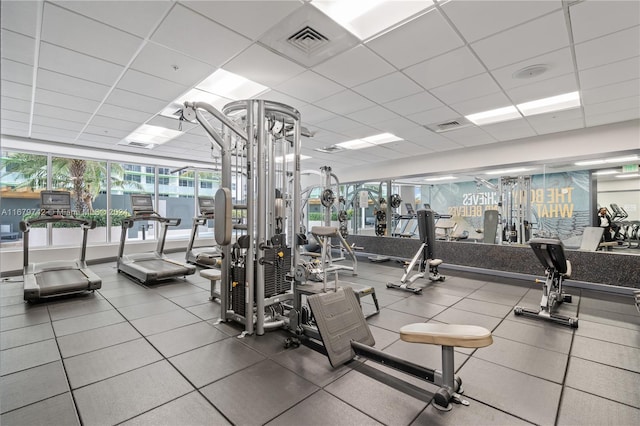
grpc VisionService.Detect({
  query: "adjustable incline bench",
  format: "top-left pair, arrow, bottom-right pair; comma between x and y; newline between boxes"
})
514,238 -> 578,328
308,287 -> 493,411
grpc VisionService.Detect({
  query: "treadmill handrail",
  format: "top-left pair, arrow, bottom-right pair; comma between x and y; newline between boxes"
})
122,215 -> 181,227
20,216 -> 96,231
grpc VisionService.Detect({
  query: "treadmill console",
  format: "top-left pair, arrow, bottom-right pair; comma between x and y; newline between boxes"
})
198,196 -> 215,216
40,191 -> 72,214
131,194 -> 155,216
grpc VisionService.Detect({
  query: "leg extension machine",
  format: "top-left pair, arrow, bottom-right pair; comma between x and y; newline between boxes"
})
514,238 -> 578,328
308,287 -> 492,411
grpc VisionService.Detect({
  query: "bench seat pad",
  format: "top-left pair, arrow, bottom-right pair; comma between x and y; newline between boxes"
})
311,226 -> 339,237
400,323 -> 493,348
429,259 -> 443,267
200,269 -> 222,280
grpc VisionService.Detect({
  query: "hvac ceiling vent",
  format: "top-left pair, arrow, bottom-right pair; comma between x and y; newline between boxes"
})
258,4 -> 359,67
314,145 -> 344,154
424,117 -> 473,133
287,26 -> 329,55
118,140 -> 155,149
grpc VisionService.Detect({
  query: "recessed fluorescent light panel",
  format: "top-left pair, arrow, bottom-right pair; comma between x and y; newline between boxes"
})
615,173 -> 640,178
594,170 -> 619,175
517,91 -> 580,117
275,154 -> 311,163
197,69 -> 268,100
485,167 -> 532,175
311,0 -> 434,40
465,106 -> 522,126
425,176 -> 457,181
125,124 -> 183,146
336,132 -> 402,150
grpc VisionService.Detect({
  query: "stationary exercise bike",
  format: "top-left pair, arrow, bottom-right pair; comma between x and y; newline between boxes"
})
387,209 -> 445,294
514,238 -> 578,328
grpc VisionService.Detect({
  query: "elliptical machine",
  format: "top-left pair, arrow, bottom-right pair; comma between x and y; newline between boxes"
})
387,209 -> 445,294
514,238 -> 578,328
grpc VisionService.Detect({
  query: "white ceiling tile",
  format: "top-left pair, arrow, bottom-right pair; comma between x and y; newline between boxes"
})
1,96 -> 31,113
1,119 -> 29,135
574,26 -> 640,70
89,115 -> 140,133
383,91 -> 443,116
430,73 -> 502,105
182,0 -> 303,41
403,47 -> 485,90
480,119 -> 537,142
224,44 -> 305,88
383,141 -> 433,155
315,116 -> 363,134
116,69 -> 188,102
471,11 -> 569,70
376,117 -> 423,133
146,115 -> 196,132
151,4 -> 251,67
353,72 -> 423,104
441,126 -> 496,147
441,0 -> 561,43
312,45 -> 395,88
33,103 -> 92,124
1,59 -> 33,85
104,89 -> 169,114
31,124 -> 78,139
41,3 -> 143,66
491,48 -> 575,90
315,90 -> 375,116
570,0 -> 640,44
583,96 -> 640,117
450,92 -> 514,116
38,42 -> 123,86
347,106 -> 400,127
77,132 -> 121,146
308,129 -> 350,145
96,104 -> 154,124
585,106 -> 640,127
1,109 -> 30,123
506,73 -> 578,104
1,0 -> 39,37
131,42 -> 215,86
366,8 -> 463,69
54,0 -> 173,38
275,71 -> 344,103
579,56 -> 640,90
32,115 -> 84,132
82,126 -> 130,140
2,80 -> 32,101
407,105 -> 459,127
582,80 -> 640,106
296,105 -> 338,125
37,69 -> 110,102
340,125 -> 383,139
525,108 -> 584,133
1,29 -> 35,65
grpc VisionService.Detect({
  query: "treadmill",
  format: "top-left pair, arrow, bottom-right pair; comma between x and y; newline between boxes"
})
20,191 -> 102,302
185,196 -> 221,267
117,194 -> 196,283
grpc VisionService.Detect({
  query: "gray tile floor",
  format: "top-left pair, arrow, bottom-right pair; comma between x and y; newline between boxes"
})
1,253 -> 639,425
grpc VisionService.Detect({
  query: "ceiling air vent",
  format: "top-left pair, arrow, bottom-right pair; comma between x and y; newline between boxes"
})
424,117 -> 472,133
287,26 -> 329,55
314,145 -> 344,154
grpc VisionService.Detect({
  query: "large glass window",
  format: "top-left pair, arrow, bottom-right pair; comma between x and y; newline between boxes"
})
196,171 -> 219,240
163,170 -> 195,241
0,151 -> 47,248
111,162 -> 155,241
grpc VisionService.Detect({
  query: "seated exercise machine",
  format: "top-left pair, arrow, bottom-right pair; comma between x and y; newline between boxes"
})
308,287 -> 493,411
185,196 -> 221,267
514,238 -> 578,328
387,209 -> 445,294
310,225 -> 358,280
20,191 -> 102,302
117,194 -> 196,284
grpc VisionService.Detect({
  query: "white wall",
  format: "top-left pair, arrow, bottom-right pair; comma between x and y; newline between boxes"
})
337,120 -> 640,182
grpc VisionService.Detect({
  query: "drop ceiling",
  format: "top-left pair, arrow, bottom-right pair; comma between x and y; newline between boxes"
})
1,0 -> 639,179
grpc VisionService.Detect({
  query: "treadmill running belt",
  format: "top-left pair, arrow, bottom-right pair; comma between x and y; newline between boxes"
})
135,259 -> 192,279
36,269 -> 89,296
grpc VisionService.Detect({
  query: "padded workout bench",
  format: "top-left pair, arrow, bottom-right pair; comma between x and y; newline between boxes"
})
308,287 -> 493,411
200,268 -> 222,301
